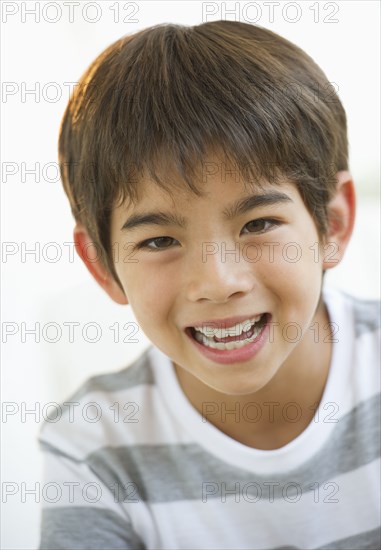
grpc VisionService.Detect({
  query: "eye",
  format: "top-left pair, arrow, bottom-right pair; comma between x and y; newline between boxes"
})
136,236 -> 178,251
242,218 -> 281,234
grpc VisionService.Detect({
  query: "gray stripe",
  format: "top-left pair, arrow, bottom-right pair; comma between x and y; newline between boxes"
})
39,439 -> 82,463
343,292 -> 381,336
42,347 -> 154,424
273,526 -> 381,549
73,347 -> 154,395
38,509 -> 380,550
39,506 -> 145,549
315,525 -> 381,549
41,393 -> 380,503
38,508 -> 380,550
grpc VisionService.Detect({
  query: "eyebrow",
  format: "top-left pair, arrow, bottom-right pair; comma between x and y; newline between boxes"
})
120,191 -> 293,232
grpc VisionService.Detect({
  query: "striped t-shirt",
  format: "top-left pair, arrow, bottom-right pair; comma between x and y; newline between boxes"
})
38,287 -> 380,549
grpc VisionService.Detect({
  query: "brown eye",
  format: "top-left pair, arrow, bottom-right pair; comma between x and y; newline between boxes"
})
137,236 -> 177,251
243,219 -> 280,234
246,220 -> 267,232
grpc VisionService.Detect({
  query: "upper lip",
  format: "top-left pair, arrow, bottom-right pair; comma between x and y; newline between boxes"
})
186,313 -> 266,330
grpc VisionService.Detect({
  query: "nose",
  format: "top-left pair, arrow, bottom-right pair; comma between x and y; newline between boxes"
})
185,241 -> 255,303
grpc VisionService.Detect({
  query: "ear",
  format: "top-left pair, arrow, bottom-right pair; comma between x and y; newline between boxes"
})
322,170 -> 356,270
73,223 -> 128,305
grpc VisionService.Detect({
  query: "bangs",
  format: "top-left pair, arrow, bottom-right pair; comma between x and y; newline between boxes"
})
62,21 -> 343,212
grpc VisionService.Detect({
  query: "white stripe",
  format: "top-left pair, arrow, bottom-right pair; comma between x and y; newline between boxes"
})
39,384 -> 195,459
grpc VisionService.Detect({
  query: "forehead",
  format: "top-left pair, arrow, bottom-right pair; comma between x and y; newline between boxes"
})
115,147 -> 299,215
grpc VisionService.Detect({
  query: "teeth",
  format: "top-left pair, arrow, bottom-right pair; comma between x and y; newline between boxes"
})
194,321 -> 264,350
194,315 -> 262,338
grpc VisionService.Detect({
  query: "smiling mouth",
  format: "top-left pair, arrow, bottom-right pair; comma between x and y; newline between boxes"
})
186,313 -> 269,350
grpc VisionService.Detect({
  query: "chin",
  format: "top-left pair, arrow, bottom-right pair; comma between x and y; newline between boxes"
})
208,375 -> 273,397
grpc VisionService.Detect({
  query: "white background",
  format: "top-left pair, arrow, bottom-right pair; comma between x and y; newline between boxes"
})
1,1 -> 380,548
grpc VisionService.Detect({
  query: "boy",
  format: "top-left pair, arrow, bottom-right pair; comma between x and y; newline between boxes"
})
38,21 -> 380,549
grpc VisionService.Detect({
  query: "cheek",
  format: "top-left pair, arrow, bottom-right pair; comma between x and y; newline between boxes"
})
262,226 -> 322,273
256,237 -> 322,308
121,265 -> 176,322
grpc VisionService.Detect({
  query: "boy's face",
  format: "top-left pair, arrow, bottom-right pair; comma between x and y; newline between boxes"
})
109,153 -> 339,396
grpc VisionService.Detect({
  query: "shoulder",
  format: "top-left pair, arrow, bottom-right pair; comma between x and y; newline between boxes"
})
323,286 -> 380,337
323,287 -> 380,412
323,286 -> 380,388
38,346 -> 156,460
342,291 -> 380,337
67,346 -> 155,399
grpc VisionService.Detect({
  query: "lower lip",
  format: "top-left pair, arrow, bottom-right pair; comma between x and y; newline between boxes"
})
185,315 -> 271,365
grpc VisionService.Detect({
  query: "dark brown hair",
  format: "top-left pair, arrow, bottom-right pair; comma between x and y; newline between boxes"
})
59,21 -> 348,289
